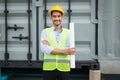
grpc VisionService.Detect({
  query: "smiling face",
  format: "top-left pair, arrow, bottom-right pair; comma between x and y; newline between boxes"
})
51,11 -> 64,27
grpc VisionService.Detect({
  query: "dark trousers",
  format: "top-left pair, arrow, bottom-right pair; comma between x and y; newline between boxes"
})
43,69 -> 70,80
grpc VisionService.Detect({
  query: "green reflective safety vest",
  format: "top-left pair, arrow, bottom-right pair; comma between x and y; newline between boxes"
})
43,27 -> 70,72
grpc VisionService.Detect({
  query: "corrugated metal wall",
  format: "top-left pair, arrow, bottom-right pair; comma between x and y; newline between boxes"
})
1,0 -> 120,74
39,0 -> 97,61
0,0 -> 37,60
0,0 -> 97,61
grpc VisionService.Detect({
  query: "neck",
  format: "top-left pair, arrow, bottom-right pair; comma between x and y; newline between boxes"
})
54,25 -> 62,31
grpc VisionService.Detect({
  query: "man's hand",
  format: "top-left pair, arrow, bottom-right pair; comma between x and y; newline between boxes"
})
66,48 -> 76,55
51,48 -> 76,55
42,40 -> 50,46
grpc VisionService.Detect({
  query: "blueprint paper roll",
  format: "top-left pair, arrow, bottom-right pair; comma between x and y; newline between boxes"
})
70,22 -> 75,68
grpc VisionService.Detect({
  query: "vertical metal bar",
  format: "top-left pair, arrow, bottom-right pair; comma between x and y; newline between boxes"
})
36,0 -> 39,61
44,0 -> 47,28
91,0 -> 98,24
91,0 -> 98,56
28,0 -> 31,53
95,0 -> 98,19
4,0 -> 9,62
68,0 -> 71,23
67,0 -> 72,29
95,24 -> 98,56
0,68 -> 1,78
27,0 -> 32,64
95,0 -> 98,56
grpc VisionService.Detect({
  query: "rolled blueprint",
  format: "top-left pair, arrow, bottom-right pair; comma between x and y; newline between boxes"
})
70,22 -> 75,68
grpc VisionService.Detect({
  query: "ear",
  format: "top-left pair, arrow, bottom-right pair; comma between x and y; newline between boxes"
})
50,15 -> 52,19
61,15 -> 64,19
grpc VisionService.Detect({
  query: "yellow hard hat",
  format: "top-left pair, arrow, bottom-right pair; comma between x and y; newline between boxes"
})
50,5 -> 64,15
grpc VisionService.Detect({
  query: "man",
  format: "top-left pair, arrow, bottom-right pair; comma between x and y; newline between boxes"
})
40,5 -> 76,80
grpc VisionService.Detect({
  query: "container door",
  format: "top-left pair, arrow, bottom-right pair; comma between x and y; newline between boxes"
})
39,0 -> 98,61
0,0 -> 36,61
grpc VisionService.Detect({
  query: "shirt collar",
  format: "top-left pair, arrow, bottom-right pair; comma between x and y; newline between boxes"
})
52,26 -> 63,33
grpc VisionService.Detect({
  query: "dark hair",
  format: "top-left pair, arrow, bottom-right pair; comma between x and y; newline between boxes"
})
51,10 -> 63,15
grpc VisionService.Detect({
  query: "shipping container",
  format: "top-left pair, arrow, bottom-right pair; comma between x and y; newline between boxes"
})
0,0 -> 120,80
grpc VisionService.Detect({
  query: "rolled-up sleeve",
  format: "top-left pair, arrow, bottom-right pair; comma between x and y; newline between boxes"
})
40,29 -> 54,54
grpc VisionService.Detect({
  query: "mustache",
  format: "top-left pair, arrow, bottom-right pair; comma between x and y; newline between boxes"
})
53,20 -> 60,22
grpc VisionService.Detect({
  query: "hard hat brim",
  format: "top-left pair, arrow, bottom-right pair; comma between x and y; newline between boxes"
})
50,10 -> 64,15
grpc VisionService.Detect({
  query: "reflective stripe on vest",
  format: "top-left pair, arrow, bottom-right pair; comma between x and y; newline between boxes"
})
43,27 -> 70,71
44,59 -> 70,63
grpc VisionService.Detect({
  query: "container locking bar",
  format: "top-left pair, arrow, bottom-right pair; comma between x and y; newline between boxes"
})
7,24 -> 24,31
12,34 -> 28,41
4,0 -> 9,64
67,0 -> 72,29
36,0 -> 40,61
95,0 -> 98,56
27,0 -> 32,65
44,0 -> 48,28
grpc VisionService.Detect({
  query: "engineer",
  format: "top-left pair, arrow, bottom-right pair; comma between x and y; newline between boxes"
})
40,5 -> 76,80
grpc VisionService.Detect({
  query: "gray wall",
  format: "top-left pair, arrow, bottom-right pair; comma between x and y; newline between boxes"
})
99,0 -> 120,74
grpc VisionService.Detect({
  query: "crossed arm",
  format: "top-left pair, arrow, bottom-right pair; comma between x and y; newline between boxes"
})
42,40 -> 76,55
